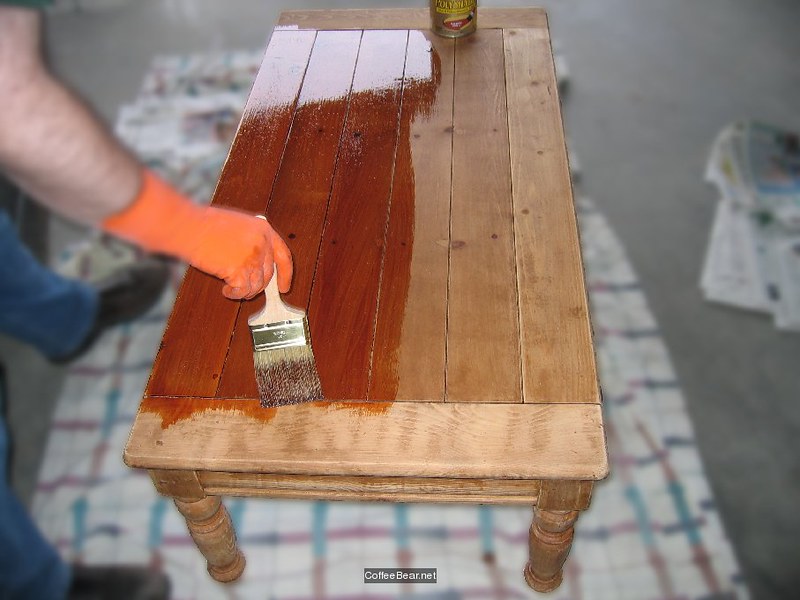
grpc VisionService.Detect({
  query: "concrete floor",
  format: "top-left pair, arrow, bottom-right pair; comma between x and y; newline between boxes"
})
1,1 -> 798,598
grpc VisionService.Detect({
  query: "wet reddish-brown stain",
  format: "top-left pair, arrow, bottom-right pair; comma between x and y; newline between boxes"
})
141,397 -> 277,430
312,400 -> 393,416
217,30 -> 362,399
140,398 -> 392,431
149,29 -> 447,407
215,295 -> 262,399
147,30 -> 316,399
306,29 -> 409,400
146,269 -> 236,398
200,30 -> 406,402
368,31 -> 443,400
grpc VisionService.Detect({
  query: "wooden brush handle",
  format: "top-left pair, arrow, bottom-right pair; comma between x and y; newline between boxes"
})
248,215 -> 306,327
248,268 -> 306,327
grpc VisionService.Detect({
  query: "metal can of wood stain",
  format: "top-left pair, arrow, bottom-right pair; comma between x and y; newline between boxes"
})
430,0 -> 477,38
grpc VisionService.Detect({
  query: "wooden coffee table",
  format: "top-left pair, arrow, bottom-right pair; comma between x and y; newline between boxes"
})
124,8 -> 608,592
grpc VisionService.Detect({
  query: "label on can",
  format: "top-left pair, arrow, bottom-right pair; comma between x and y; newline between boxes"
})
431,0 -> 477,37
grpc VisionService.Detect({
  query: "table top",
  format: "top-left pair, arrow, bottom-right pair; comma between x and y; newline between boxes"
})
125,8 -> 607,482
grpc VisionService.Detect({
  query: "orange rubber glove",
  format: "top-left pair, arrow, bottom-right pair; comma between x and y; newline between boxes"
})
102,170 -> 292,300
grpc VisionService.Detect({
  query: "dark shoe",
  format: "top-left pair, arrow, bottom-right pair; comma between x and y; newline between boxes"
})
50,257 -> 170,364
67,564 -> 170,600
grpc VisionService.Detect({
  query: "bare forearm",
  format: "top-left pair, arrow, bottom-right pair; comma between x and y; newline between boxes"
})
0,7 -> 294,299
0,7 -> 140,225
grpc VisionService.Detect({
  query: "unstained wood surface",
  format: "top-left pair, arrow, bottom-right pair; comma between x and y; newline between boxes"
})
276,8 -> 548,32
145,12 -> 598,408
125,398 -> 608,481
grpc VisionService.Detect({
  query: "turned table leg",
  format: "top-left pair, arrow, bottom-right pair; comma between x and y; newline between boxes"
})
174,496 -> 246,583
524,508 -> 579,592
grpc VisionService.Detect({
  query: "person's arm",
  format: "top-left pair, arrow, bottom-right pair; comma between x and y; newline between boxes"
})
0,7 -> 139,222
0,7 -> 291,300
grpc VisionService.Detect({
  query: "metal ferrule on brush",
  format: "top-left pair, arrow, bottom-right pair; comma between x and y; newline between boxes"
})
250,318 -> 311,351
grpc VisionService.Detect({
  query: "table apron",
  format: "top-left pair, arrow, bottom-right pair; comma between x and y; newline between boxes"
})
146,471 -> 589,509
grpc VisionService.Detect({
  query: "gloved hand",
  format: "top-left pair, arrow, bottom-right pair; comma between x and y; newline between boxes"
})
102,170 -> 292,300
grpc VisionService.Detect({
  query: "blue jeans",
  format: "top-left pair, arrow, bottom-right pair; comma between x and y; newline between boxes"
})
0,385 -> 71,599
0,210 -> 97,359
0,208 -> 97,598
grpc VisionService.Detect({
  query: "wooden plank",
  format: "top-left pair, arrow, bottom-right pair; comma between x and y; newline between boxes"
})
124,399 -> 609,481
446,29 -> 521,402
199,472 -> 540,505
146,30 -> 316,398
145,269 -> 236,397
276,8 -> 547,32
368,31 -> 454,401
504,28 -> 600,404
306,29 -> 408,400
211,30 -> 316,213
217,30 -> 362,398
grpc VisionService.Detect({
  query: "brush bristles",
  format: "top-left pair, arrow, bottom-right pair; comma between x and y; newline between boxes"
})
254,345 -> 323,407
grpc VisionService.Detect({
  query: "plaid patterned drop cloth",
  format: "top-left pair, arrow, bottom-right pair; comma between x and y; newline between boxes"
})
33,51 -> 748,600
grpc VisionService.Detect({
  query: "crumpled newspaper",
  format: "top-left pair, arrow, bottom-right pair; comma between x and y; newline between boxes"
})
702,120 -> 800,331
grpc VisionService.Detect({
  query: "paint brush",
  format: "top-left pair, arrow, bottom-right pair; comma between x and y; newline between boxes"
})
249,263 -> 323,407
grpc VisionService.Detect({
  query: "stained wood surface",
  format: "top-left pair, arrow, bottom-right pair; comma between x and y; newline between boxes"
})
368,30 -> 453,401
125,399 -> 608,480
217,30 -> 362,398
145,13 -> 598,405
306,29 -> 408,400
134,9 -> 605,483
146,30 -> 316,398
